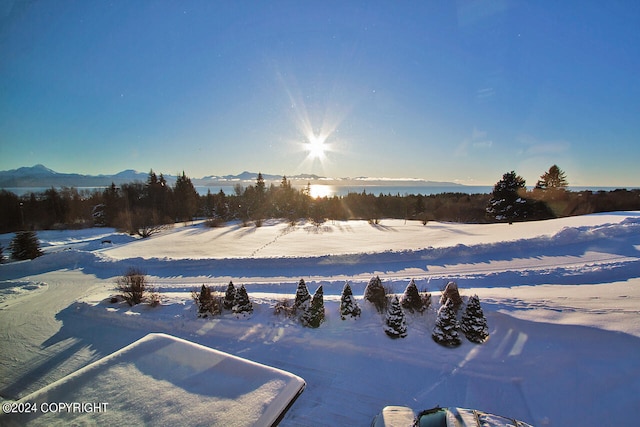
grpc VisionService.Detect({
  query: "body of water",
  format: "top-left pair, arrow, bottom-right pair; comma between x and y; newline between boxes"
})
198,185 -> 496,198
3,185 -> 634,198
193,184 -> 634,198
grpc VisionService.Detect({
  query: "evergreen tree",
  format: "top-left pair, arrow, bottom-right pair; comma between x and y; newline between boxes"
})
486,171 -> 529,223
256,172 -> 266,195
439,281 -> 462,311
145,170 -> 170,217
193,284 -> 217,318
364,275 -> 386,312
301,285 -> 325,328
280,175 -> 291,190
534,165 -> 569,208
432,300 -> 461,347
249,172 -> 267,221
0,190 -> 22,232
536,164 -> 568,191
223,281 -> 236,310
277,175 -> 295,220
173,171 -> 199,221
400,279 -> 425,313
215,189 -> 229,220
233,284 -> 253,316
340,282 -> 361,319
414,194 -> 425,216
9,231 -> 43,260
102,183 -> 122,227
294,278 -> 311,311
43,187 -> 67,226
384,296 -> 408,338
461,295 -> 489,343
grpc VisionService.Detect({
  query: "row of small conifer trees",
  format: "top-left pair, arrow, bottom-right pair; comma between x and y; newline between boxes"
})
192,282 -> 253,318
432,281 -> 489,346
363,276 -> 489,345
192,276 -> 490,346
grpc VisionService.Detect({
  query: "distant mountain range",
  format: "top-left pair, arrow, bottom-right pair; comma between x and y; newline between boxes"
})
0,164 -> 463,189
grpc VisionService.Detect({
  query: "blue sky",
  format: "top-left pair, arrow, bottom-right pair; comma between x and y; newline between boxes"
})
1,1 -> 638,186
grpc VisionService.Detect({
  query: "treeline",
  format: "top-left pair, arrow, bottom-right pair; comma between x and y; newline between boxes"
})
1,168 -> 639,234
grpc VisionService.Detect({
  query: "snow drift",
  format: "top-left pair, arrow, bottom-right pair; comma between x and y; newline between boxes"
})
3,333 -> 305,426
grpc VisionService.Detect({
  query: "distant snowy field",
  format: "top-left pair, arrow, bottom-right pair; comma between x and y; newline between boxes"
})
1,213 -> 640,426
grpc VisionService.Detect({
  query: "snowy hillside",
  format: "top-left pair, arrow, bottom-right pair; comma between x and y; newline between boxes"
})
1,213 -> 639,426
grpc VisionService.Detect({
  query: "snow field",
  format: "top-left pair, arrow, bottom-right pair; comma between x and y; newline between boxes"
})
1,212 -> 640,426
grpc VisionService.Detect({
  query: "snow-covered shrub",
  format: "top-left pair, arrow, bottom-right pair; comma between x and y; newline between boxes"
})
116,267 -> 150,306
273,298 -> 296,317
223,281 -> 236,310
340,282 -> 361,320
384,296 -> 408,338
440,281 -> 462,311
364,275 -> 387,313
192,284 -> 222,317
9,231 -> 43,260
301,286 -> 325,328
400,279 -> 426,313
204,217 -> 224,228
233,284 -> 253,317
432,300 -> 461,347
461,295 -> 489,343
148,289 -> 162,307
294,278 -> 311,311
420,286 -> 432,311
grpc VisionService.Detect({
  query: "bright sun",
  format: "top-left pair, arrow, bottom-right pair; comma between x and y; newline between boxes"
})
306,134 -> 327,160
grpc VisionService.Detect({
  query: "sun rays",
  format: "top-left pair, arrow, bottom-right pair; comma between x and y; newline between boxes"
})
275,67 -> 349,173
304,133 -> 330,162
294,114 -> 341,173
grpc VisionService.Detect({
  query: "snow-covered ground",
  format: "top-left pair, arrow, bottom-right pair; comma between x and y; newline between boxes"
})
1,212 -> 640,426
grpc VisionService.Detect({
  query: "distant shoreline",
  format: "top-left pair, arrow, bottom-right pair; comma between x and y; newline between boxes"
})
2,185 -> 636,198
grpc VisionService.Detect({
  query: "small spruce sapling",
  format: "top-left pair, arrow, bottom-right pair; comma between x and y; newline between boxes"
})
302,286 -> 325,328
9,231 -> 43,260
340,282 -> 361,320
194,284 -> 212,317
233,284 -> 253,317
440,281 -> 462,311
461,295 -> 489,343
400,279 -> 425,313
364,275 -> 386,313
432,299 -> 461,347
223,281 -> 236,310
192,284 -> 221,317
294,278 -> 311,312
384,296 -> 408,338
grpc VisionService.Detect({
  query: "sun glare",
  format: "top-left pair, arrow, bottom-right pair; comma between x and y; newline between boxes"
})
309,184 -> 333,199
277,68 -> 347,172
306,134 -> 328,160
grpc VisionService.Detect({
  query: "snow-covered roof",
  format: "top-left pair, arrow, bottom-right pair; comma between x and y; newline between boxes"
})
7,333 -> 305,426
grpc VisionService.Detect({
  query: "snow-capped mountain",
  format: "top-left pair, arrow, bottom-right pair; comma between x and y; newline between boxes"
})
0,165 -> 461,188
